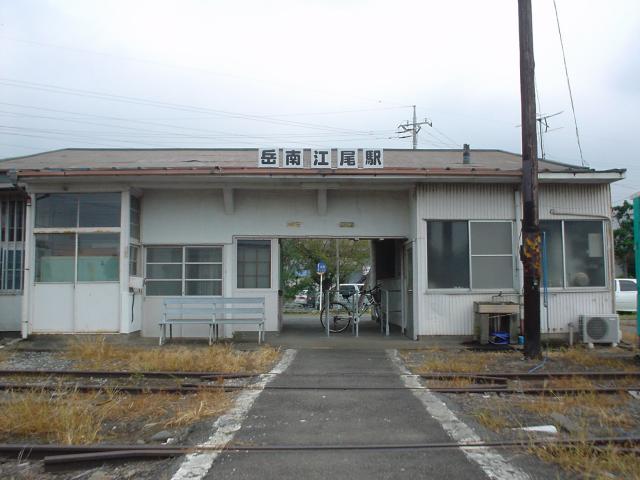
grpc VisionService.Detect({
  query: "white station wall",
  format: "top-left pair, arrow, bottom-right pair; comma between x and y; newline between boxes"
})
415,183 -> 615,337
0,295 -> 21,331
141,188 -> 411,338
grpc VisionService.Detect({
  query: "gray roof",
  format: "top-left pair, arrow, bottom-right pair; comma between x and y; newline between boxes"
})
0,148 -> 611,174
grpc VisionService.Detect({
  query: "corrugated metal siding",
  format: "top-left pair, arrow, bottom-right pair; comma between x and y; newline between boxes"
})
417,184 -> 516,220
545,291 -> 613,332
421,291 -> 612,335
423,294 -> 520,335
539,184 -> 611,219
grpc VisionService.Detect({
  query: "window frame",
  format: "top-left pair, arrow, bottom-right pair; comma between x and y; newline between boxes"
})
540,219 -> 608,291
0,197 -> 25,292
236,238 -> 272,289
33,193 -> 122,284
426,219 -> 516,292
144,245 -> 223,297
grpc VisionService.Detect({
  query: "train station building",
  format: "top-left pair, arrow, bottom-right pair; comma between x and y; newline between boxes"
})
0,147 -> 625,341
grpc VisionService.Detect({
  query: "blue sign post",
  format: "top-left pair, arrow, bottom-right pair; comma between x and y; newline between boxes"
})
317,261 -> 327,315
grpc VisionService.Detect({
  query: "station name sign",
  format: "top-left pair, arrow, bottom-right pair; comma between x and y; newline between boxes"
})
258,148 -> 383,169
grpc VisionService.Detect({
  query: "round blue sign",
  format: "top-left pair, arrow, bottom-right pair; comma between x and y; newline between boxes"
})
316,261 -> 327,274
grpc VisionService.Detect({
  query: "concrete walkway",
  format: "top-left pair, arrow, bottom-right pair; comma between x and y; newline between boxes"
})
204,349 -> 522,479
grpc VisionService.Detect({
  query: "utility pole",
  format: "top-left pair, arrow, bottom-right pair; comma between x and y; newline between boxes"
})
397,105 -> 432,149
518,0 -> 542,359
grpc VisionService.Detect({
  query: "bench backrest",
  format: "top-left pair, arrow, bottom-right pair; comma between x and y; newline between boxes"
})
163,297 -> 265,319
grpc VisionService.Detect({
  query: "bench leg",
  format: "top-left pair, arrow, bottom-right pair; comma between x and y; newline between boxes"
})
169,324 -> 173,341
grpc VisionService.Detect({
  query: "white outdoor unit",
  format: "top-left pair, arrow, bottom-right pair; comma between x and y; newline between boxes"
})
578,314 -> 620,345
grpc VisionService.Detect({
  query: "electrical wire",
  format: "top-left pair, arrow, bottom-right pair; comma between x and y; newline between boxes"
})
552,0 -> 586,167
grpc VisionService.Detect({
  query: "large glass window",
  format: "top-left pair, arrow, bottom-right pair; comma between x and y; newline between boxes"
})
539,220 -> 605,288
34,193 -> 121,283
77,233 -> 119,281
427,220 -> 514,290
35,233 -> 75,282
237,240 -> 271,288
564,221 -> 605,287
146,246 -> 222,296
540,221 -> 564,287
130,196 -> 141,241
427,221 -> 469,289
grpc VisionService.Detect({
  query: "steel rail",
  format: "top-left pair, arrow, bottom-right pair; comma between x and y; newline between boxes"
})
0,382 -> 638,395
420,371 -> 640,381
0,369 -> 258,379
7,436 -> 631,466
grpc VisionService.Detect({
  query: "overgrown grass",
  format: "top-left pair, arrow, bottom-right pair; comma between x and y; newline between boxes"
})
0,388 -> 232,444
531,442 -> 640,480
547,347 -> 634,370
65,336 -> 280,373
472,408 -> 511,432
515,392 -> 633,429
412,350 -> 513,373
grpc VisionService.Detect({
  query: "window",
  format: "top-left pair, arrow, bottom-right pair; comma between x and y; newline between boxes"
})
427,221 -> 469,289
1,198 -> 25,291
540,220 -> 606,288
34,193 -> 121,283
145,246 -> 222,296
470,222 -> 513,289
129,245 -> 141,277
619,280 -> 636,292
237,240 -> 271,288
427,221 -> 513,290
35,193 -> 121,228
130,196 -> 140,241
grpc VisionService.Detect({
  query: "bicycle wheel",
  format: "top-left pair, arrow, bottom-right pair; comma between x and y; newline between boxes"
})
320,301 -> 352,333
371,303 -> 382,323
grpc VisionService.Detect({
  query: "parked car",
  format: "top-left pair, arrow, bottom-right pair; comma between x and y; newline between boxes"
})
615,278 -> 637,312
293,290 -> 308,305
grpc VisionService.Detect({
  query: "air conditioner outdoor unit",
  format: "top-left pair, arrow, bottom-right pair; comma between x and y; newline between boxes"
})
578,314 -> 620,345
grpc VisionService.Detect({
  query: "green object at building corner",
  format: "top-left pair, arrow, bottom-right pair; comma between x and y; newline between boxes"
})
634,196 -> 640,346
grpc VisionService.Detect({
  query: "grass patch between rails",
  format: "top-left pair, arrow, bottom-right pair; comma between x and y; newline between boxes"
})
411,350 -> 514,374
65,336 -> 280,373
0,388 -> 232,445
531,442 -> 640,480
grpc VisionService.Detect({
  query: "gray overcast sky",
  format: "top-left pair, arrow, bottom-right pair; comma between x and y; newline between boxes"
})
0,0 -> 638,203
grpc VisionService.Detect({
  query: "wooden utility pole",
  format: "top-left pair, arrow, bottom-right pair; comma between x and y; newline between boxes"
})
518,0 -> 542,358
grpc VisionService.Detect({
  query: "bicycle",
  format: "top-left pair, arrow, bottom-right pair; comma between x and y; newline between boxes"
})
320,284 -> 383,334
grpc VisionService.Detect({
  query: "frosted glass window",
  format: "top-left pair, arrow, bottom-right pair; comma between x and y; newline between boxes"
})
77,233 -> 119,281
470,222 -> 512,255
565,221 -> 605,287
540,221 -> 563,287
427,221 -> 469,289
469,222 -> 514,289
130,196 -> 141,240
237,240 -> 271,288
35,234 -> 75,282
471,256 -> 513,289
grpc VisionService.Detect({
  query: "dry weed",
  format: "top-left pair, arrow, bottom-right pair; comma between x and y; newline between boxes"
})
66,336 -> 280,373
0,387 -> 233,444
548,347 -> 634,371
532,442 -> 640,480
0,389 -> 109,444
515,392 -> 633,429
414,351 -> 511,374
472,409 -> 511,431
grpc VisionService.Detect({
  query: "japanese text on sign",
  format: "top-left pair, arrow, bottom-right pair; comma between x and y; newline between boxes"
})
257,149 -> 383,169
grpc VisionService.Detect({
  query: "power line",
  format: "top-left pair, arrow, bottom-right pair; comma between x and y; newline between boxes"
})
552,0 -> 586,167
